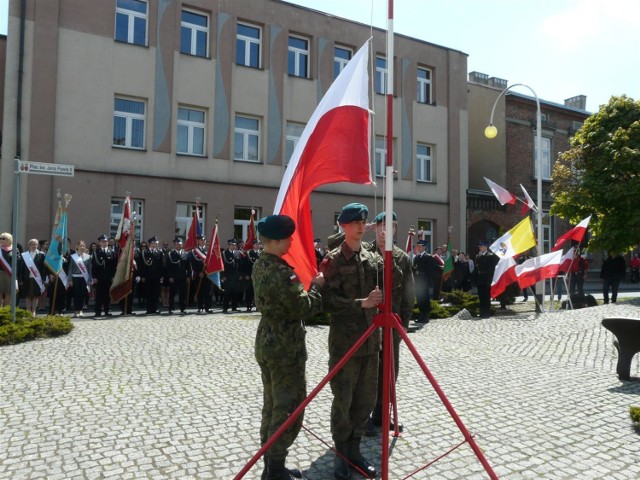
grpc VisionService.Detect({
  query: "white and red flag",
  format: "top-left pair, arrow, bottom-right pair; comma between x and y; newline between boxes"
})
551,215 -> 592,251
405,229 -> 415,256
558,247 -> 575,273
520,184 -> 537,215
114,196 -> 132,250
244,210 -> 257,252
515,250 -> 563,290
184,206 -> 202,252
484,177 -> 517,206
490,256 -> 518,298
274,42 -> 372,288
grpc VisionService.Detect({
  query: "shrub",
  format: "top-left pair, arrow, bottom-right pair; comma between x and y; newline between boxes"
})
429,290 -> 483,318
631,406 -> 640,431
0,307 -> 74,346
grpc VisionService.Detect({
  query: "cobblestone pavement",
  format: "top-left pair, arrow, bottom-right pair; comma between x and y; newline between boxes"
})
1,301 -> 639,480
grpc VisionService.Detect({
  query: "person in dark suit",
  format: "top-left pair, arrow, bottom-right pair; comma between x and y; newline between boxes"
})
474,241 -> 499,318
190,235 -> 212,313
600,251 -> 626,304
166,237 -> 191,314
222,239 -> 240,313
412,240 -> 431,323
140,236 -> 164,314
91,234 -> 117,317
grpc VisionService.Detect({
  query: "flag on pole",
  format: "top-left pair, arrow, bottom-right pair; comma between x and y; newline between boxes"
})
520,184 -> 537,215
205,222 -> 224,288
110,220 -> 136,303
551,215 -> 592,251
558,247 -> 575,273
490,256 -> 518,298
490,217 -> 536,260
484,177 -> 517,206
184,206 -> 202,252
442,237 -> 454,281
405,228 -> 415,257
274,42 -> 372,288
114,196 -> 132,250
515,250 -> 563,290
244,210 -> 257,252
44,203 -> 67,275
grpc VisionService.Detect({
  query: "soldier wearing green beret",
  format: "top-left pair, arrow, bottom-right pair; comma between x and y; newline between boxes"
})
253,215 -> 324,480
319,203 -> 383,479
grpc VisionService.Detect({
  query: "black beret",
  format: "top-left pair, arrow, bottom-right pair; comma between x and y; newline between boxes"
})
373,211 -> 397,224
97,234 -> 108,241
148,236 -> 159,243
257,215 -> 296,240
337,203 -> 368,224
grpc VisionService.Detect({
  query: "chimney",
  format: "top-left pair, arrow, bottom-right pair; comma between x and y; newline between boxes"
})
468,71 -> 489,85
564,95 -> 587,110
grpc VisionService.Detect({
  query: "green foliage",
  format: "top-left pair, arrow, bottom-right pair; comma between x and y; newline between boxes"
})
0,307 -> 74,346
631,406 -> 640,432
551,95 -> 640,252
429,290 -> 483,319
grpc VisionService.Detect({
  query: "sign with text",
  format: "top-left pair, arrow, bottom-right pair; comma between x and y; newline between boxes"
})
18,161 -> 74,177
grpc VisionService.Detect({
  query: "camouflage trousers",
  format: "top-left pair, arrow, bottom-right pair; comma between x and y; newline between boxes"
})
372,332 -> 402,422
329,353 -> 378,442
258,359 -> 306,461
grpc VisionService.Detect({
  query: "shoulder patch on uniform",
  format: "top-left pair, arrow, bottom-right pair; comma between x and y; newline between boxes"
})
321,257 -> 330,265
289,273 -> 299,284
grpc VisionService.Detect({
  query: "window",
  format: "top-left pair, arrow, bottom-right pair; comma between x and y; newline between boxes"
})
234,115 -> 260,162
285,122 -> 305,165
110,198 -> 144,242
175,203 -> 205,239
534,136 -> 551,180
416,143 -> 433,182
375,136 -> 386,178
236,23 -> 261,68
177,107 -> 206,156
375,56 -> 388,94
417,219 -> 433,253
234,207 -> 260,242
334,46 -> 352,79
180,10 -> 209,57
113,97 -> 145,149
542,210 -> 551,253
115,0 -> 147,46
417,67 -> 432,104
288,35 -> 309,78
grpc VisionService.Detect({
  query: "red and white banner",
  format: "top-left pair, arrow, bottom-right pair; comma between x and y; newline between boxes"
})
520,184 -> 537,215
274,42 -> 372,288
552,215 -> 591,251
490,256 -> 518,298
515,250 -> 563,290
114,197 -> 132,250
558,247 -> 575,273
484,177 -> 516,206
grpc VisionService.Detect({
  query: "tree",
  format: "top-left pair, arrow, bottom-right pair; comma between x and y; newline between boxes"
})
551,95 -> 640,253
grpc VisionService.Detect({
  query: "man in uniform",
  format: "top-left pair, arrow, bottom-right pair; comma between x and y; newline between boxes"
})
245,240 -> 262,311
140,236 -> 164,314
190,235 -> 212,313
222,239 -> 241,312
253,215 -> 324,480
320,203 -> 384,479
474,241 -> 499,318
92,234 -> 117,317
166,237 -> 190,314
413,239 -> 431,323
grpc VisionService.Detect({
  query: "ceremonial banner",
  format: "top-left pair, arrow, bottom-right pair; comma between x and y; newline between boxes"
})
205,223 -> 224,288
114,197 -> 132,250
244,210 -> 257,252
44,204 -> 67,275
490,217 -> 536,260
184,207 -> 202,252
110,221 -> 135,303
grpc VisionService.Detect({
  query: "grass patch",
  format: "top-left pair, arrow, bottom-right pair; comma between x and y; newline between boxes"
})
0,306 -> 74,346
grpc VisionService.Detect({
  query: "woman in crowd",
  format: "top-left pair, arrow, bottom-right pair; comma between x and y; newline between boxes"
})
68,240 -> 92,317
0,232 -> 16,306
19,238 -> 46,316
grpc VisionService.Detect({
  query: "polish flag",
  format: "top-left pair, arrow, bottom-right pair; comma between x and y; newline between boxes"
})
520,184 -> 537,215
484,177 -> 517,206
551,215 -> 592,251
274,42 -> 372,288
558,247 -> 575,273
491,256 -> 518,298
515,250 -> 563,290
405,229 -> 415,258
114,196 -> 132,250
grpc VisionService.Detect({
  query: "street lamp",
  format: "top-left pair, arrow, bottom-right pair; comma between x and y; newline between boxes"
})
485,83 -> 544,310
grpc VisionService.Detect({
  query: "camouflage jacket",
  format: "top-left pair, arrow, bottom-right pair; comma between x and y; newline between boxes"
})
320,241 -> 396,358
253,252 -> 323,364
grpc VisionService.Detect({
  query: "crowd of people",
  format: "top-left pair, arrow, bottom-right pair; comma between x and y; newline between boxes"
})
0,231 -> 262,318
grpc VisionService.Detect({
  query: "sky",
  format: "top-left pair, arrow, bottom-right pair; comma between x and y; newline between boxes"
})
0,1 -> 637,112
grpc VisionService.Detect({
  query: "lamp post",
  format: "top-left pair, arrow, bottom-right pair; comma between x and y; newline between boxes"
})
485,84 -> 544,310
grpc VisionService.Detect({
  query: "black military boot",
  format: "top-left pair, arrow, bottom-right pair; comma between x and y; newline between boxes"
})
348,438 -> 377,478
267,457 -> 304,480
263,454 -> 303,479
333,442 -> 352,479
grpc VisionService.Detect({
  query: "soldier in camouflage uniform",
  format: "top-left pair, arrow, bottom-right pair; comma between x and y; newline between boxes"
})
365,211 -> 415,435
253,215 -> 324,480
320,203 -> 384,480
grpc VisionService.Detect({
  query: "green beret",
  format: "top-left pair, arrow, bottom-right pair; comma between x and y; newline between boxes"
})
373,211 -> 397,224
337,203 -> 368,224
257,215 -> 296,240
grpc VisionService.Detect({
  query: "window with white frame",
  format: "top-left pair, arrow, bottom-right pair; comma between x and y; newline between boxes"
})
542,210 -> 551,253
236,22 -> 261,68
175,203 -> 205,239
417,67 -> 432,104
334,46 -> 352,80
375,136 -> 386,178
416,143 -> 433,182
180,9 -> 209,57
375,56 -> 388,94
534,136 -> 552,180
234,206 -> 260,242
113,97 -> 146,149
110,197 -> 144,242
417,219 -> 433,253
288,35 -> 309,78
115,0 -> 147,46
285,122 -> 305,165
234,115 -> 260,162
177,107 -> 206,156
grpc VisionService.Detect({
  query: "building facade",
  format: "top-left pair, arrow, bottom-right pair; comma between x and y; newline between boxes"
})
467,72 -> 590,257
0,0 -> 469,252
